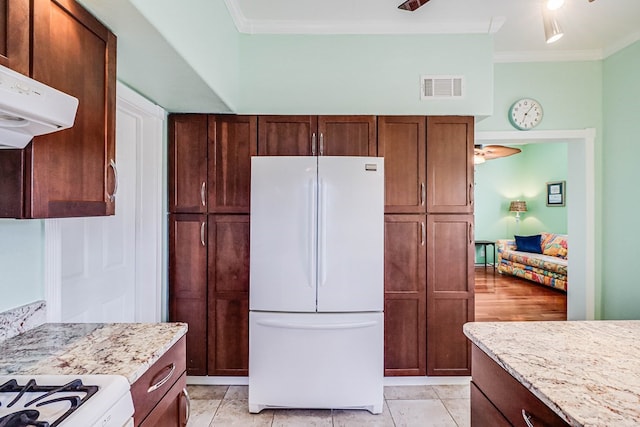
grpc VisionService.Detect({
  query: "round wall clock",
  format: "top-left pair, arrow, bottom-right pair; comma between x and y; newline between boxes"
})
508,98 -> 543,130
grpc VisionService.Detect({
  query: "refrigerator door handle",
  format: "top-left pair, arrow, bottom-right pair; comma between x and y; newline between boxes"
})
318,178 -> 327,287
308,178 -> 317,288
255,319 -> 379,330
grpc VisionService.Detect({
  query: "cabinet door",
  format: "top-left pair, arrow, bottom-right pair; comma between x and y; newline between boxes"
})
426,116 -> 474,213
209,115 -> 257,213
139,373 -> 189,427
378,116 -> 426,214
317,116 -> 377,156
426,214 -> 474,376
169,214 -> 208,376
0,0 -> 29,74
169,114 -> 208,213
28,0 -> 116,217
258,115 -> 317,156
208,215 -> 250,376
384,215 -> 426,376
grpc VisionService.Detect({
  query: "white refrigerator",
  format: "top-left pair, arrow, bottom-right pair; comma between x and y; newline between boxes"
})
248,156 -> 384,414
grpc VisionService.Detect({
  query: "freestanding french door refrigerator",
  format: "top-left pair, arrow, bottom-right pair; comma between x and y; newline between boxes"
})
248,156 -> 384,414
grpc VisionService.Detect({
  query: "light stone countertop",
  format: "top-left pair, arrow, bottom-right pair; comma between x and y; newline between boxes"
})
463,320 -> 640,427
0,322 -> 187,385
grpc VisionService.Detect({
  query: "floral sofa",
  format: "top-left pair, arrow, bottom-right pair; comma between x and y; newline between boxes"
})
496,232 -> 568,292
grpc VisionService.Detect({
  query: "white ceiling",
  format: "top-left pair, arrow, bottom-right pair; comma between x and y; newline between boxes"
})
225,0 -> 640,60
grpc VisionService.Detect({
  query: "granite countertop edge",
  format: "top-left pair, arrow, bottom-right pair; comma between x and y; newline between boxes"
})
0,322 -> 188,385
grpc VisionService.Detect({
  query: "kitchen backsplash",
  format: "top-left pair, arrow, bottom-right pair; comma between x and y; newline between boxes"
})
0,300 -> 46,342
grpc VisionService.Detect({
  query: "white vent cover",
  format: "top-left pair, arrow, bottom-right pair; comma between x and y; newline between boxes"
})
420,75 -> 464,99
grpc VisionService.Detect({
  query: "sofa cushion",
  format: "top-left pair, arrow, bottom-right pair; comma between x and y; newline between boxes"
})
541,232 -> 568,259
514,234 -> 543,254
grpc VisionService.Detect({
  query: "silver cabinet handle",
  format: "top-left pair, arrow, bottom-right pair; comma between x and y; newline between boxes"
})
421,221 -> 426,246
469,223 -> 473,244
182,387 -> 191,425
311,132 -> 317,156
319,132 -> 324,156
108,159 -> 118,202
200,221 -> 206,247
469,183 -> 474,205
200,181 -> 206,207
420,182 -> 426,206
147,362 -> 176,393
522,409 -> 535,427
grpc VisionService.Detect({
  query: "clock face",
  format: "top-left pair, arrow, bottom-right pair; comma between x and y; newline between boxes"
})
509,98 -> 543,130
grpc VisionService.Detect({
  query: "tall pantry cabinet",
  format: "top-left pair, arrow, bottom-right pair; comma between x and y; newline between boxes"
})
169,114 -> 474,377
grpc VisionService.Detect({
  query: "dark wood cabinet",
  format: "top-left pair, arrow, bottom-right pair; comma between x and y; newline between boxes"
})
384,215 -> 426,376
258,115 -> 376,157
168,214 -> 208,376
207,215 -> 250,376
169,114 -> 257,214
377,116 -> 426,214
426,116 -> 474,214
208,115 -> 257,213
169,115 -> 208,213
471,345 -> 569,426
426,214 -> 474,376
0,0 -> 29,74
0,0 -> 117,218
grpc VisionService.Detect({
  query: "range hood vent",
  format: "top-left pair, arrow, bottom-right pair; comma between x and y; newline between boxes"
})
0,64 -> 79,149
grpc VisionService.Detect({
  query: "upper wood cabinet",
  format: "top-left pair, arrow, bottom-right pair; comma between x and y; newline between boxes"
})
0,0 -> 117,218
208,115 -> 257,213
169,114 -> 257,214
378,116 -> 426,214
258,115 -> 377,157
426,116 -> 475,214
0,0 -> 29,75
169,115 -> 208,213
426,214 -> 474,376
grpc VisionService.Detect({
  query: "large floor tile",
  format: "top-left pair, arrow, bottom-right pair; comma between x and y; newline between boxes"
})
211,399 -> 274,426
333,401 -> 395,427
187,399 -> 221,427
188,385 -> 229,400
442,398 -> 470,427
225,385 -> 249,400
384,385 -> 438,400
387,399 -> 458,427
272,409 -> 332,427
432,384 -> 470,400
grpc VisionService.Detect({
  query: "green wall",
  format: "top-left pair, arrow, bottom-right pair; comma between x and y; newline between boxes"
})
474,143 -> 568,265
0,220 -> 44,312
238,34 -> 493,115
601,41 -> 640,319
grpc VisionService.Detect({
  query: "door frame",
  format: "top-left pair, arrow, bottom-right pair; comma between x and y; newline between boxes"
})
44,82 -> 165,322
476,128 -> 596,320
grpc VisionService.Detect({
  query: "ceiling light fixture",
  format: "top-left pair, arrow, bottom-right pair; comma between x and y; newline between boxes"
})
546,0 -> 565,10
542,9 -> 564,44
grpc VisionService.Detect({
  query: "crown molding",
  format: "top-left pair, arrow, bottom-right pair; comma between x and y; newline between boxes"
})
603,31 -> 640,58
493,49 -> 604,63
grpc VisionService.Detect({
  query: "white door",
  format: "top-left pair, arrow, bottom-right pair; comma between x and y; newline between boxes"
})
249,156 -> 318,313
49,83 -> 164,323
317,157 -> 384,312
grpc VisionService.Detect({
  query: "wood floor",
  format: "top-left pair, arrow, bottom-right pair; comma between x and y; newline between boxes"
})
474,266 -> 567,322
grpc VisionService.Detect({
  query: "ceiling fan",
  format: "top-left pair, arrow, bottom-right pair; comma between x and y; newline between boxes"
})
474,145 -> 521,164
398,0 -> 430,12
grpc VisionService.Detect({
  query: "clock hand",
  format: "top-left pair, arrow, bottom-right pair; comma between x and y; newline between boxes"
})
524,104 -> 534,117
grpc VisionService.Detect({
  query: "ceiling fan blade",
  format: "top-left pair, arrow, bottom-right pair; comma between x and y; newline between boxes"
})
479,145 -> 522,160
398,0 -> 431,12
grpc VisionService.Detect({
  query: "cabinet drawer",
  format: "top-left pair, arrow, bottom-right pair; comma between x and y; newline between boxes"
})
472,345 -> 569,426
139,372 -> 188,427
470,382 -> 510,427
132,337 -> 187,426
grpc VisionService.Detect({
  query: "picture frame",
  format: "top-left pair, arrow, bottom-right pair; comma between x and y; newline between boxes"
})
546,181 -> 565,207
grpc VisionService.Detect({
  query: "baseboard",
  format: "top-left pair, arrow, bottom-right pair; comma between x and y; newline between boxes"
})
186,376 -> 470,386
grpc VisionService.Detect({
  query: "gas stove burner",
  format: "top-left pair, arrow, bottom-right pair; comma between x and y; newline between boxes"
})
0,379 -> 98,427
0,409 -> 49,427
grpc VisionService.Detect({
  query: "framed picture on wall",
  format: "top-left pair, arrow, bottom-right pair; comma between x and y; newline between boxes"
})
546,181 -> 565,206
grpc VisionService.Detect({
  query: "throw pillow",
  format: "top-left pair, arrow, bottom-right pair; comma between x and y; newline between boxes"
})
514,234 -> 543,254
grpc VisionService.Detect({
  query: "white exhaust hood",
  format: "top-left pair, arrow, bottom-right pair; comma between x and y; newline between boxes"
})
0,64 -> 79,149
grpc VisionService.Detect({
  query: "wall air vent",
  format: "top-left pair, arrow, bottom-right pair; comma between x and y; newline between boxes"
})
420,75 -> 464,100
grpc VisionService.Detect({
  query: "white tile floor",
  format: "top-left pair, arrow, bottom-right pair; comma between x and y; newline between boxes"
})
186,384 -> 470,427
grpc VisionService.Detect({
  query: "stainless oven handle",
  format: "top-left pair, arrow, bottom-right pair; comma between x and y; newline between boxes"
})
147,362 -> 176,393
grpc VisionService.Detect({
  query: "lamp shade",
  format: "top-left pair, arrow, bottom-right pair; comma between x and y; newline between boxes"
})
543,10 -> 564,43
509,200 -> 527,213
